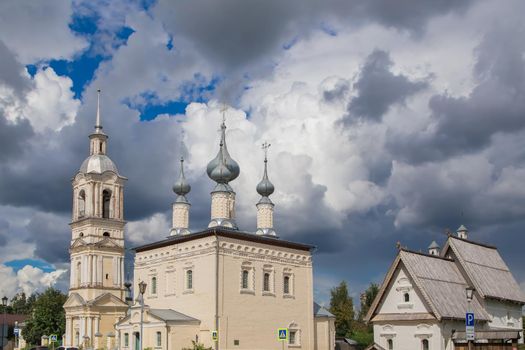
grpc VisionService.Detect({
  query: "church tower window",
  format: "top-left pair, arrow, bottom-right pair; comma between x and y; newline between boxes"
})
404,292 -> 410,302
78,190 -> 86,218
422,339 -> 429,350
387,339 -> 393,350
102,190 -> 111,218
103,232 -> 110,237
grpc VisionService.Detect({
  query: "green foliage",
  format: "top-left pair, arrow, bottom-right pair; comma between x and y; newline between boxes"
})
182,340 -> 212,350
22,288 -> 67,345
358,283 -> 379,322
349,328 -> 374,347
329,281 -> 354,337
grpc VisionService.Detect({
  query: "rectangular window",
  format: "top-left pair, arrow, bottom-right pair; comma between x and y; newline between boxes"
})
156,331 -> 162,347
263,273 -> 270,291
124,333 -> 129,347
284,276 -> 290,294
242,270 -> 249,289
289,331 -> 296,345
187,269 -> 193,289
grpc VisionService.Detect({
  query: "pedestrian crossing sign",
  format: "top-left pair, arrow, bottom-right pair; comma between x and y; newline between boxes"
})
212,330 -> 218,341
50,334 -> 58,342
278,328 -> 288,341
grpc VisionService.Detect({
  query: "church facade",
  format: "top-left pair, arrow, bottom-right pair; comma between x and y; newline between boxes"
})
64,95 -> 335,350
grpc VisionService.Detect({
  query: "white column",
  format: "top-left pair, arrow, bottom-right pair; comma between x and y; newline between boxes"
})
120,257 -> 125,286
70,260 -> 75,287
98,255 -> 103,284
79,316 -> 85,340
81,256 -> 87,285
112,257 -> 117,286
87,316 -> 92,343
65,317 -> 71,346
120,187 -> 124,219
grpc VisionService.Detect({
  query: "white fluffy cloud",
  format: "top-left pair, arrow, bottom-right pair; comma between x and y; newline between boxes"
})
0,264 -> 66,297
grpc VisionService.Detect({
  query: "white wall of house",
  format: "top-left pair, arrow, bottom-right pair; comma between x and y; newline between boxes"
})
373,322 -> 441,350
484,299 -> 523,343
377,267 -> 429,315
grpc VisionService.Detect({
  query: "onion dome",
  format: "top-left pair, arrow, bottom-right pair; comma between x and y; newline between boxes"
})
173,157 -> 191,202
207,121 -> 240,185
257,157 -> 274,198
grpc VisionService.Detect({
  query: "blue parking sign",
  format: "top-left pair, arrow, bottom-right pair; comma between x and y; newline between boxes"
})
466,312 -> 474,326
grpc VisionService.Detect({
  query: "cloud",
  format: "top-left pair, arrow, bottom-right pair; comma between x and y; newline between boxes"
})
346,49 -> 428,123
0,0 -> 86,63
387,20 -> 525,164
0,264 -> 66,298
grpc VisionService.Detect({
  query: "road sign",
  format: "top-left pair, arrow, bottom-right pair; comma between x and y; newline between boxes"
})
50,334 -> 58,342
278,328 -> 288,341
466,312 -> 474,327
211,330 -> 218,341
13,328 -> 20,336
466,312 -> 475,340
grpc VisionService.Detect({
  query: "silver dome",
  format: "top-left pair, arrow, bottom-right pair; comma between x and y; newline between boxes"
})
207,122 -> 240,184
79,154 -> 118,174
173,157 -> 191,197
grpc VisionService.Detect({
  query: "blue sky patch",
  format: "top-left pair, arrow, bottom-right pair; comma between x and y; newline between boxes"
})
5,259 -> 55,273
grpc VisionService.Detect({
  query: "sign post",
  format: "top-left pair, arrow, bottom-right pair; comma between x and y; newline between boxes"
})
278,328 -> 288,350
50,334 -> 58,350
466,312 -> 475,349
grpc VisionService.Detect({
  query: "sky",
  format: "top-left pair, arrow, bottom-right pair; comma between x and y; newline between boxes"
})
0,0 -> 525,305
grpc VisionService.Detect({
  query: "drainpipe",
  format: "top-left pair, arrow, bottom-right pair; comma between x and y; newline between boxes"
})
215,230 -> 219,350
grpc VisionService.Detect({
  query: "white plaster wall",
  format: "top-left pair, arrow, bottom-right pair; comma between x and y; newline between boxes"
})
377,267 -> 430,315
373,322 -> 441,350
484,299 -> 524,343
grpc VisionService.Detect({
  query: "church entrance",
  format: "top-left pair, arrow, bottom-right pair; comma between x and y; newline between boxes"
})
134,332 -> 140,350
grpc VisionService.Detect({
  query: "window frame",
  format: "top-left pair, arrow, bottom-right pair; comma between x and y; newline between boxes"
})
421,338 -> 429,350
151,276 -> 157,295
156,331 -> 162,347
288,323 -> 301,347
124,333 -> 129,347
262,265 -> 275,296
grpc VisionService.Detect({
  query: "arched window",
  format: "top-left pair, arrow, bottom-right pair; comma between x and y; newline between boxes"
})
242,270 -> 249,289
103,232 -> 110,237
284,276 -> 290,294
404,292 -> 410,302
102,190 -> 111,218
263,273 -> 270,292
387,339 -> 393,350
76,261 -> 81,286
78,190 -> 86,218
422,339 -> 429,350
186,270 -> 193,289
151,277 -> 157,295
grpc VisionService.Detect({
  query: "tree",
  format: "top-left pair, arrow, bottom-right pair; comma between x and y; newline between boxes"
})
10,292 -> 35,315
22,288 -> 67,345
329,281 -> 354,336
358,283 -> 379,322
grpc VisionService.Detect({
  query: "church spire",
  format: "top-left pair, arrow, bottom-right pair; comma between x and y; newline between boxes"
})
95,89 -> 103,133
256,142 -> 277,237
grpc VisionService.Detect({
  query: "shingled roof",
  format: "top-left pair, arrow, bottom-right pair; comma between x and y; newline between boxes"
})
365,249 -> 490,322
443,236 -> 525,304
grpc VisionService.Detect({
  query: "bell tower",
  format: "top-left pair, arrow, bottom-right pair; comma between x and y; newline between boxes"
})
64,90 -> 128,349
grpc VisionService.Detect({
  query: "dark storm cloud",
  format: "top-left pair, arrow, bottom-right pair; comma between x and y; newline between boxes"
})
154,0 -> 474,72
0,113 -> 34,162
27,213 -> 70,264
0,41 -> 31,94
345,49 -> 428,123
388,22 -> 525,164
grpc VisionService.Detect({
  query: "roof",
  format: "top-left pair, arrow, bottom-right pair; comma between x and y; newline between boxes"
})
1,314 -> 27,326
134,227 -> 315,253
452,329 -> 521,340
364,344 -> 386,350
365,249 -> 490,322
79,154 -> 118,174
428,240 -> 439,249
314,302 -> 335,318
149,309 -> 199,322
444,236 -> 525,304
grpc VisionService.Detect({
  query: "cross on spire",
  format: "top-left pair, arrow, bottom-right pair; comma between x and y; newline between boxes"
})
262,141 -> 271,161
220,103 -> 228,125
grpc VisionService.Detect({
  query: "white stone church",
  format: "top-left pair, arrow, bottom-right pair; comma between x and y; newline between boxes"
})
63,93 -> 335,350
